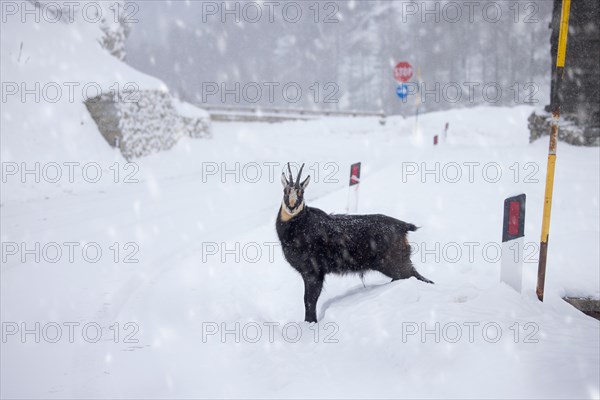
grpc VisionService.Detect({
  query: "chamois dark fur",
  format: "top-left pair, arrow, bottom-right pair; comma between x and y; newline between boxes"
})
276,163 -> 433,323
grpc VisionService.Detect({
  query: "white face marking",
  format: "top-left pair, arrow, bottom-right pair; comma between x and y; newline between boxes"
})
288,189 -> 298,207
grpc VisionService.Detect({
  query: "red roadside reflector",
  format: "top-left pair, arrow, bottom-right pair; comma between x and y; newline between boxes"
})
508,201 -> 520,235
434,135 -> 438,145
349,162 -> 361,186
502,194 -> 526,242
347,162 -> 361,213
501,194 -> 527,294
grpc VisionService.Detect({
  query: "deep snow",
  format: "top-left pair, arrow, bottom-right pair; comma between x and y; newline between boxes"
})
2,108 -> 599,398
1,6 -> 599,399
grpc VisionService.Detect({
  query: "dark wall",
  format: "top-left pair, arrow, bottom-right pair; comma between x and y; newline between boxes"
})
549,0 -> 600,129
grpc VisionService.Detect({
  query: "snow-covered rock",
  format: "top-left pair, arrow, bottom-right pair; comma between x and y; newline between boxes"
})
528,111 -> 599,146
86,91 -> 211,160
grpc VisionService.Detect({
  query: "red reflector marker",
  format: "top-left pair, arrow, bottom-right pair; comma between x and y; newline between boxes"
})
349,162 -> 361,186
508,201 -> 520,236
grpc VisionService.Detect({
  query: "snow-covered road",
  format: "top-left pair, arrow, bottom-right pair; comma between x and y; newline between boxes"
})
2,107 -> 599,398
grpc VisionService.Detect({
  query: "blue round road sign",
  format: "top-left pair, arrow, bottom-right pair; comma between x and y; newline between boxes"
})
396,84 -> 409,99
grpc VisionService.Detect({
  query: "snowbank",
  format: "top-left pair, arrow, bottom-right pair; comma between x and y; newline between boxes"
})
1,104 -> 598,398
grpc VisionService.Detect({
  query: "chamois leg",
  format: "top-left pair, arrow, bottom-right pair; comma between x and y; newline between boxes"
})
378,260 -> 434,284
302,273 -> 324,323
399,259 -> 434,284
411,269 -> 434,284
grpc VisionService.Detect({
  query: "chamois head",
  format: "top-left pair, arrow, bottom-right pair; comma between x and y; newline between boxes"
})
280,162 -> 310,219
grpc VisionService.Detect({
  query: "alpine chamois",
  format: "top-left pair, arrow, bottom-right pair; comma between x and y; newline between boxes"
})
276,163 -> 433,323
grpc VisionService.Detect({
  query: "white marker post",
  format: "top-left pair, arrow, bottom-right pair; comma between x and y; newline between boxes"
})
347,162 -> 361,214
500,194 -> 526,293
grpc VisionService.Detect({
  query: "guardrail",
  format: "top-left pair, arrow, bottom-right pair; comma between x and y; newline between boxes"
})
199,104 -> 386,123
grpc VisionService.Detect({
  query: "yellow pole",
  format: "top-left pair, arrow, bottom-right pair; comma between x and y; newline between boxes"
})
415,66 -> 420,133
536,0 -> 571,301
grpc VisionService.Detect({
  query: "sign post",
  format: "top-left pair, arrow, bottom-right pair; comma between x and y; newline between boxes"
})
536,0 -> 571,301
415,66 -> 421,133
501,194 -> 526,293
347,162 -> 361,214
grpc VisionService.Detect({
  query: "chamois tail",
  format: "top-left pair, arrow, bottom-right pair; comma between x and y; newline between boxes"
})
406,223 -> 418,232
397,221 -> 418,233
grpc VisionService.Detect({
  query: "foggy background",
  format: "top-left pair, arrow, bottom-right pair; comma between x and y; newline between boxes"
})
126,0 -> 554,116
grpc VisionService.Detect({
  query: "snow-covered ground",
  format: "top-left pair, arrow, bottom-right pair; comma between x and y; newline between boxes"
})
2,106 -> 599,398
1,5 -> 599,399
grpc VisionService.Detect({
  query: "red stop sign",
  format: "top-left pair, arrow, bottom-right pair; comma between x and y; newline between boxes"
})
394,61 -> 413,82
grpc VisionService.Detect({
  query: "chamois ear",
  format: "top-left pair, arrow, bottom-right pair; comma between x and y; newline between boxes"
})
301,175 -> 311,189
281,172 -> 289,187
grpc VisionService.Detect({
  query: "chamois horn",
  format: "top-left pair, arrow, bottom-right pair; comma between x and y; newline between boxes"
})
287,162 -> 294,185
296,163 -> 305,186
